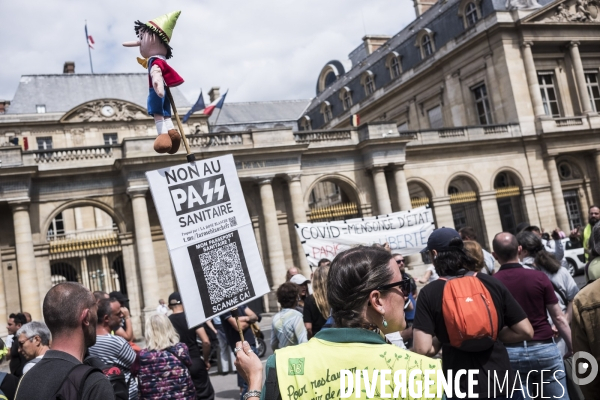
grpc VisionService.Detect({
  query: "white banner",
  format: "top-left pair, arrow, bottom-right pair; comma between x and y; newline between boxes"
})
146,154 -> 270,328
295,207 -> 435,266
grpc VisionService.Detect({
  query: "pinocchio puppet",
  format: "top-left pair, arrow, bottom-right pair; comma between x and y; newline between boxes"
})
123,11 -> 184,154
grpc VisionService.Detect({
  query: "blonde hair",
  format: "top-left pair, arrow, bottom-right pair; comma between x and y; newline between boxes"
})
463,241 -> 485,272
312,263 -> 331,320
145,314 -> 180,351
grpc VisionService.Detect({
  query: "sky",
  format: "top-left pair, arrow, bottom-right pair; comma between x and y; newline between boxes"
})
1,1 -> 416,104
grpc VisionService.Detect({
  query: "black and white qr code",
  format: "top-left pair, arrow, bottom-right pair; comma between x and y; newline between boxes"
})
199,242 -> 248,305
229,216 -> 237,227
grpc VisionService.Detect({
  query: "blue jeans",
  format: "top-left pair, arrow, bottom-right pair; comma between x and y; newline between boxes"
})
506,342 -> 569,400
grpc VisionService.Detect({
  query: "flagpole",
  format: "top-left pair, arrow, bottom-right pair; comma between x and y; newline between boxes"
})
86,20 -> 94,74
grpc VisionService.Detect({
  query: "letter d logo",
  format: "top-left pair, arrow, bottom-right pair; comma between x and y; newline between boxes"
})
572,351 -> 599,386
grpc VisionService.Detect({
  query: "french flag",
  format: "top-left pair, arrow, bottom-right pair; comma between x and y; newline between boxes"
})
203,90 -> 228,116
85,24 -> 95,49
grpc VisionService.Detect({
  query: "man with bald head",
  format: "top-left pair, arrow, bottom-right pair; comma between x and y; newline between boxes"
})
16,282 -> 114,399
492,232 -> 572,399
285,266 -> 299,281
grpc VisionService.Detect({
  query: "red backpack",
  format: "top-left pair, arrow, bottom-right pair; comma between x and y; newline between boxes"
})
440,271 -> 499,351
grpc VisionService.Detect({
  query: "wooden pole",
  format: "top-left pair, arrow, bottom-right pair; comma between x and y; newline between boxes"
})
230,308 -> 245,343
165,86 -> 195,163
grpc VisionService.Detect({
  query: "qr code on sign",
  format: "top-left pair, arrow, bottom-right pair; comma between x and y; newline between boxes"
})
199,242 -> 248,305
229,216 -> 237,227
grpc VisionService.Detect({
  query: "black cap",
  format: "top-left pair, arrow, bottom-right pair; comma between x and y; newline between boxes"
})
168,292 -> 182,306
516,222 -> 532,234
421,227 -> 463,253
109,291 -> 128,305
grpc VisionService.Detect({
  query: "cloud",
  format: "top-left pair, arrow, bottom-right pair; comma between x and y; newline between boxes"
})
0,0 -> 415,104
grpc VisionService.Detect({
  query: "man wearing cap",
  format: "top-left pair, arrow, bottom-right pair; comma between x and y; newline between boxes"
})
412,227 -> 534,398
168,292 -> 215,400
289,274 -> 311,313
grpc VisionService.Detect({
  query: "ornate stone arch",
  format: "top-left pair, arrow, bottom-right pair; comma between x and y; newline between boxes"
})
490,167 -> 527,191
303,174 -> 366,211
60,98 -> 148,123
445,172 -> 483,195
42,199 -> 127,240
556,155 -> 587,181
407,177 -> 436,208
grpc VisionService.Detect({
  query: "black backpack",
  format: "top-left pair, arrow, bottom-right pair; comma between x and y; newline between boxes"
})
53,364 -> 101,400
84,356 -> 129,400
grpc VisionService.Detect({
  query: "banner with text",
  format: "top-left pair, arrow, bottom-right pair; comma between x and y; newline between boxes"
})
296,207 -> 435,266
146,155 -> 269,328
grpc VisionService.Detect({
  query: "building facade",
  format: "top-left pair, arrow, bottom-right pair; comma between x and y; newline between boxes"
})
2,0 -> 600,336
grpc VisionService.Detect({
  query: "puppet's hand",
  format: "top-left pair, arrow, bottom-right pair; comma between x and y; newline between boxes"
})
151,65 -> 165,98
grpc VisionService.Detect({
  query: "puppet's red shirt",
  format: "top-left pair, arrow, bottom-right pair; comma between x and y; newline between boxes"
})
148,58 -> 184,87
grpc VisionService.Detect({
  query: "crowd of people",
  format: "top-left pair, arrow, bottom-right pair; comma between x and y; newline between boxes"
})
3,206 -> 600,399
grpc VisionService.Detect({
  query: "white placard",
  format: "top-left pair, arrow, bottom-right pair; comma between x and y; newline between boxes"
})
146,154 -> 270,328
296,207 -> 435,266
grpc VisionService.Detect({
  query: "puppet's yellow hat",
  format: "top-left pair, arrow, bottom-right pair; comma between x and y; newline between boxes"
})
146,11 -> 181,43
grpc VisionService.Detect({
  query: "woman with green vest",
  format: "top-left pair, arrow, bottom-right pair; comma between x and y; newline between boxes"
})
233,246 -> 443,400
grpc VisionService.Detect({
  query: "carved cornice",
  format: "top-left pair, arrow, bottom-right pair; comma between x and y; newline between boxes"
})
60,99 -> 149,123
538,0 -> 600,23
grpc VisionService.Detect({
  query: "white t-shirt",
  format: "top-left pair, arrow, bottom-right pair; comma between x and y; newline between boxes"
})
22,355 -> 44,374
385,331 -> 407,349
426,265 -> 439,282
156,304 -> 169,315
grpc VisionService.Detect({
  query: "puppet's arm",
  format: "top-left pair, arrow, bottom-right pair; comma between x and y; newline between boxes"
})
151,65 -> 165,98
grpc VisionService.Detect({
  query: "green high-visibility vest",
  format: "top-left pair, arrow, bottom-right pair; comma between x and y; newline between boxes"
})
275,335 -> 443,399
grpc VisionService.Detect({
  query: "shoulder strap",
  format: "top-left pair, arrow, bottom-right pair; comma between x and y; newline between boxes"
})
440,271 -> 476,281
54,364 -> 100,399
550,280 -> 568,305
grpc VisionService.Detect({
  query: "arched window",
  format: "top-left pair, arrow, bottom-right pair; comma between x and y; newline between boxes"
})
385,52 -> 402,79
316,62 -> 346,95
339,87 -> 353,111
465,2 -> 478,26
361,71 -> 376,96
422,36 -> 433,57
415,29 -> 436,60
300,116 -> 312,131
458,0 -> 482,29
320,102 -> 333,123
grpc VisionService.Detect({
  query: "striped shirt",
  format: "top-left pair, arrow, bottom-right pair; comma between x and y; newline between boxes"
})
271,308 -> 307,351
88,334 -> 138,399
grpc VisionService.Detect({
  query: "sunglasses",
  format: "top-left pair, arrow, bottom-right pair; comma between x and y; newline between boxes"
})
396,259 -> 405,264
372,278 -> 411,296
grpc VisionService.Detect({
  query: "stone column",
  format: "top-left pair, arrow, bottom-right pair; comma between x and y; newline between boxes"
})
432,197 -> 455,229
127,187 -> 160,314
286,175 -> 311,277
485,54 -> 506,123
0,249 -> 8,337
80,257 -> 90,289
544,157 -> 570,232
101,254 -> 112,293
569,42 -> 594,115
393,165 -> 412,211
521,42 -> 546,118
372,166 -> 393,215
10,202 -> 42,320
259,177 -> 287,288
595,151 -> 600,205
479,192 -> 504,250
522,187 -> 542,229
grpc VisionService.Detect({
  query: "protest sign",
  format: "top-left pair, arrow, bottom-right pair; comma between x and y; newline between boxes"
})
295,207 -> 435,266
146,154 -> 270,328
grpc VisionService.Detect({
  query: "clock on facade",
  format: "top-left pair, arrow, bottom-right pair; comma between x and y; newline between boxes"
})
101,105 -> 115,117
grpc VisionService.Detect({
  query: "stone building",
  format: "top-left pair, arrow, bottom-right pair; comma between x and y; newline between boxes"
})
2,0 -> 600,336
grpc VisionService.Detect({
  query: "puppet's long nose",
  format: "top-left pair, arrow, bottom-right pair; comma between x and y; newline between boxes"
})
122,40 -> 141,47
